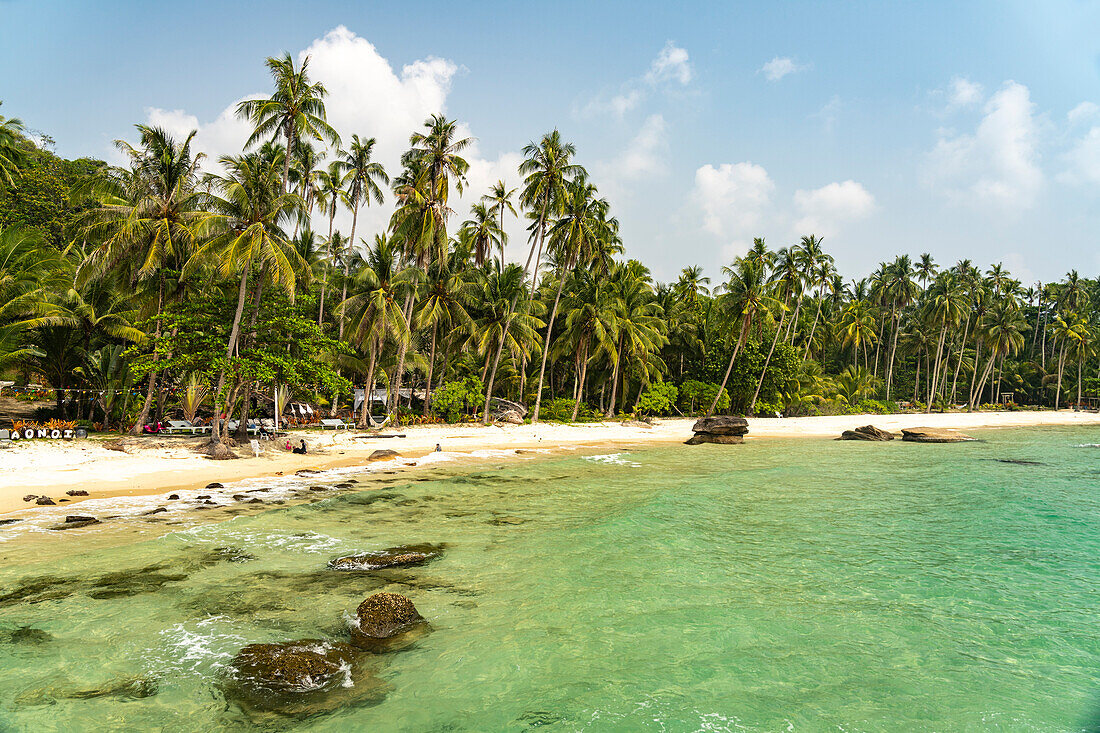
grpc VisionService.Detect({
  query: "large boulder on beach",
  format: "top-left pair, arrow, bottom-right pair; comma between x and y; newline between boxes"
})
367,449 -> 400,462
496,410 -> 524,425
901,427 -> 974,443
489,397 -> 527,420
352,593 -> 424,645
685,415 -> 748,445
329,544 -> 443,571
839,425 -> 895,441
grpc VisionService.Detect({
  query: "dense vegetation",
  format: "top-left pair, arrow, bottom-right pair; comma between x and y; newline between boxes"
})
1,56 -> 1097,452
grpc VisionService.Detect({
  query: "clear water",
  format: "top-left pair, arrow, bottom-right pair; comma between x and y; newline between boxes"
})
2,427 -> 1100,731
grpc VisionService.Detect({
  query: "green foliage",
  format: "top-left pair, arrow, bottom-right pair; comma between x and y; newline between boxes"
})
677,379 -> 729,414
854,399 -> 890,414
635,381 -> 678,416
0,140 -> 103,247
539,397 -> 598,422
695,339 -> 801,413
431,376 -> 485,422
753,398 -> 782,417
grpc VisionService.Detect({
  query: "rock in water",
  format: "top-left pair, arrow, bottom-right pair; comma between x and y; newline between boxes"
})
66,490 -> 89,497
206,482 -> 224,489
901,427 -> 974,443
353,593 -> 424,643
367,449 -> 400,462
330,545 -> 442,571
839,425 -> 895,441
35,497 -> 56,506
686,415 -> 748,445
49,516 -> 101,530
224,639 -> 384,718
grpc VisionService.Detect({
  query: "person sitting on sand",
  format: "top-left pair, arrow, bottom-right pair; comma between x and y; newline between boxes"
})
292,439 -> 307,455
435,443 -> 442,452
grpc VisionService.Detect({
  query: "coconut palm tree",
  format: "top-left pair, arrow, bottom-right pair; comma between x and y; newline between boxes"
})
707,257 -> 775,416
922,271 -> 967,410
795,235 -> 833,358
336,135 -> 388,339
0,102 -> 26,187
236,53 -> 339,192
460,202 -> 504,268
482,180 -> 517,270
519,131 -> 583,293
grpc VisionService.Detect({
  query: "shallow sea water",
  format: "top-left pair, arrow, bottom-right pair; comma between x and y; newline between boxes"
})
1,427 -> 1100,731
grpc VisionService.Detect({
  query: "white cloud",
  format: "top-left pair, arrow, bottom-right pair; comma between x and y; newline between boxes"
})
578,42 -> 692,118
593,114 -> 668,205
793,180 -> 876,236
814,95 -> 841,133
691,162 -> 774,253
1068,101 -> 1099,125
1060,125 -> 1100,185
759,56 -> 807,82
644,42 -> 693,86
926,80 -> 1043,208
134,26 -> 529,257
947,76 -> 983,108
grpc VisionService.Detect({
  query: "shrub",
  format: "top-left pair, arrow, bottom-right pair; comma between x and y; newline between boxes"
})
539,397 -> 599,422
678,380 -> 729,415
753,399 -> 782,417
854,399 -> 889,414
431,376 -> 485,423
636,382 -> 678,416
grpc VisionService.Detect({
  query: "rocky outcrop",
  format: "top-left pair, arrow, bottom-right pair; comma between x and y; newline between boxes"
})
839,425 -> 895,441
206,482 -> 224,489
352,593 -> 424,643
685,415 -> 748,445
230,640 -> 357,693
329,545 -> 442,571
65,490 -> 89,497
367,449 -> 400,462
489,397 -> 527,421
49,515 -> 100,530
901,427 -> 975,443
35,496 -> 56,506
496,410 -> 524,425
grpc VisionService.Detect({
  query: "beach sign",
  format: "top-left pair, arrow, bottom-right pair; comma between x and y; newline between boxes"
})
4,426 -> 87,441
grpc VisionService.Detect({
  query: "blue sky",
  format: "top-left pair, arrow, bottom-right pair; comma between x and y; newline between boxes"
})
3,0 -> 1100,285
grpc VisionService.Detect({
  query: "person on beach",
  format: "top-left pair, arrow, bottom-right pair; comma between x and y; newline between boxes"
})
435,443 -> 442,452
292,439 -> 307,455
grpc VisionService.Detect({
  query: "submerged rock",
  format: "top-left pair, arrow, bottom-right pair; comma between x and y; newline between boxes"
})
224,639 -> 385,718
839,425 -> 895,441
0,518 -> 22,526
142,507 -> 168,516
329,544 -> 442,571
367,449 -> 400,462
0,626 -> 52,644
901,427 -> 974,443
352,593 -> 424,643
49,516 -> 100,530
167,494 -> 180,500
686,415 -> 748,445
206,482 -> 224,489
16,676 -> 158,705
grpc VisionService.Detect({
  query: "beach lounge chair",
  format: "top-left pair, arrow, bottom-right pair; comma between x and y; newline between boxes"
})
0,429 -> 10,448
166,420 -> 207,435
320,418 -> 351,430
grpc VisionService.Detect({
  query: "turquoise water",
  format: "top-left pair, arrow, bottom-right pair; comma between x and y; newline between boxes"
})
2,427 -> 1100,731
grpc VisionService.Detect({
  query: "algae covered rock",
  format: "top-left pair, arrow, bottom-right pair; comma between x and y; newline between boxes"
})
367,449 -> 400,462
353,593 -> 423,640
329,544 -> 442,571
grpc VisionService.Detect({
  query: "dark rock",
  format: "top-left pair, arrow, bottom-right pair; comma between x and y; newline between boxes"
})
309,486 -> 329,492
167,494 -> 180,500
334,483 -> 354,489
1,626 -> 51,644
901,427 -> 974,443
66,490 -> 89,497
0,518 -> 21,526
15,676 -> 157,705
329,544 -> 443,571
690,415 -> 749,436
142,507 -> 168,516
223,639 -> 384,718
489,516 -> 527,525
87,565 -> 189,599
232,494 -> 249,501
206,482 -> 224,489
245,498 -> 263,504
685,433 -> 744,445
839,425 -> 895,441
353,593 -> 424,642
196,495 -> 211,500
22,495 -> 36,502
295,469 -> 321,476
203,500 -> 218,505
995,458 -> 1044,465
35,497 -> 55,506
368,449 -> 400,462
58,499 -> 70,502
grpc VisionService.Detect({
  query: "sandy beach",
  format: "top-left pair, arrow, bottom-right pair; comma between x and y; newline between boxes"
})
4,410 -> 1100,516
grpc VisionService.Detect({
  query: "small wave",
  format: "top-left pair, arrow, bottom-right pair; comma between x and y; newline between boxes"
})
1074,443 -> 1100,448
147,616 -> 247,678
582,453 -> 641,467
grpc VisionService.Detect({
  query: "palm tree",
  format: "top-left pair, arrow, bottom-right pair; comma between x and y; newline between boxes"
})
236,53 -> 339,192
313,161 -> 348,326
795,235 -> 833,358
76,125 -> 209,433
336,135 -> 388,339
519,131 -> 583,295
527,175 -> 608,423
604,260 -> 667,416
836,299 -> 878,369
460,202 -> 504,268
883,254 -> 918,401
482,180 -> 517,270
472,264 -> 543,408
0,102 -> 26,187
916,253 -> 937,288
923,272 -> 967,410
707,257 -> 774,416
187,151 -> 305,450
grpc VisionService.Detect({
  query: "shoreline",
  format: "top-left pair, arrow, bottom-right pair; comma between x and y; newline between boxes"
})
5,409 -> 1100,516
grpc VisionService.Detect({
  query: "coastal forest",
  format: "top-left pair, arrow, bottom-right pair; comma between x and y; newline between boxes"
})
1,54 -> 1097,447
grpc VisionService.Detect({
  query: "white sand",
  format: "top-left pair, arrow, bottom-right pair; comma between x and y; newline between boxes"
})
4,410 -> 1100,515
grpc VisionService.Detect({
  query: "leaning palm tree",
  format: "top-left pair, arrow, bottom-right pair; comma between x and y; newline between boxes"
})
186,152 -> 305,451
236,53 -> 339,192
519,130 -> 583,294
76,125 -> 210,433
707,257 -> 776,416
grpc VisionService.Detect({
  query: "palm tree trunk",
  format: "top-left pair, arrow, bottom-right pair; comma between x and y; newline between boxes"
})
571,342 -> 590,421
885,313 -> 901,402
424,322 -> 438,412
531,273 -> 567,424
339,203 -> 359,341
318,212 -> 335,327
131,273 -> 166,434
707,318 -> 749,417
926,326 -> 947,412
750,310 -> 787,412
803,293 -> 824,359
1055,341 -> 1067,409
358,340 -> 378,428
209,263 -> 252,447
950,316 -> 971,404
604,338 -> 624,418
388,292 -> 414,413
